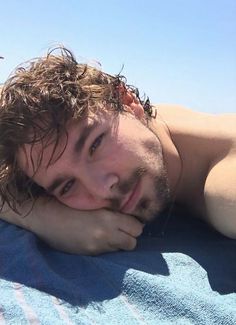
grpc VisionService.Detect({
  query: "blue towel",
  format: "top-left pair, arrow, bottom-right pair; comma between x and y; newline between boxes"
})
0,212 -> 235,324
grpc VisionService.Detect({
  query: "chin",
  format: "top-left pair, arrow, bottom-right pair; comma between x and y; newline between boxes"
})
133,199 -> 170,224
132,207 -> 160,224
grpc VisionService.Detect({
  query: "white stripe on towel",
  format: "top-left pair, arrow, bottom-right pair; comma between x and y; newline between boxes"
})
0,306 -> 6,325
13,282 -> 40,325
51,296 -> 74,325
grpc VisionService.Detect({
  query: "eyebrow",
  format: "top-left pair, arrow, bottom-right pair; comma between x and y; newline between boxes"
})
46,121 -> 99,195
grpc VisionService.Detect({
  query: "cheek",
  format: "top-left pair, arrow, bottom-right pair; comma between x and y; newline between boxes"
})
143,138 -> 162,157
99,144 -> 137,174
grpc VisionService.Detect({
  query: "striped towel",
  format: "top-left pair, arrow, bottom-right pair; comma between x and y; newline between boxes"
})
0,213 -> 235,324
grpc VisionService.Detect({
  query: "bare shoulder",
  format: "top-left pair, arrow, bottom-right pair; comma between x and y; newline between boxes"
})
155,104 -> 214,131
156,104 -> 236,141
156,103 -> 236,121
204,154 -> 236,238
155,104 -> 236,238
155,103 -> 200,119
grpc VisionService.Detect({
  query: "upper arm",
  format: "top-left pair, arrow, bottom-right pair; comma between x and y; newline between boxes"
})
204,156 -> 236,238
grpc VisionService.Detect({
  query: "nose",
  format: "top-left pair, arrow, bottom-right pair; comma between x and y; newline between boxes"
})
80,167 -> 119,200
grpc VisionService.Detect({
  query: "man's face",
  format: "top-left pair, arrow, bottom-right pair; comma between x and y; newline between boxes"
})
18,109 -> 170,223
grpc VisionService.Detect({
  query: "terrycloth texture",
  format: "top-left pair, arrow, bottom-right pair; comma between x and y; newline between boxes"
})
0,213 -> 235,325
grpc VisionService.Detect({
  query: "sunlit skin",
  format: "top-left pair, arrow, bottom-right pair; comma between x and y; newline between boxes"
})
1,47 -> 235,256
4,98 -> 236,255
18,108 -> 172,223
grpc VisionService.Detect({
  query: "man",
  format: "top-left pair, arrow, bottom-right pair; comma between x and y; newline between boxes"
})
0,47 -> 235,255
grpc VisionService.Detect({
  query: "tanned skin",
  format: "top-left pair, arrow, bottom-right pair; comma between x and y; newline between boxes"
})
1,98 -> 236,255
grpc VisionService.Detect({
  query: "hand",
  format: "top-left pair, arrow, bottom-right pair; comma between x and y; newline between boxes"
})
1,198 -> 144,255
47,208 -> 144,255
0,198 -> 144,255
23,199 -> 144,255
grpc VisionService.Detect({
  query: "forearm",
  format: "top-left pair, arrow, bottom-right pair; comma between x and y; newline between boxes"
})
0,198 -> 143,255
1,200 -> 35,229
0,198 -> 95,252
0,198 -> 70,243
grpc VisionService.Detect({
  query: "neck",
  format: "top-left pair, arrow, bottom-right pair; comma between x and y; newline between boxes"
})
150,105 -> 223,208
148,116 -> 182,201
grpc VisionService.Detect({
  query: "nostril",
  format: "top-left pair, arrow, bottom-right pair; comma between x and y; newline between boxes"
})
109,175 -> 119,191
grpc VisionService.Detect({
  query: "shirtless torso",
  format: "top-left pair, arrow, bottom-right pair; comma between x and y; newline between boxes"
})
156,104 -> 236,238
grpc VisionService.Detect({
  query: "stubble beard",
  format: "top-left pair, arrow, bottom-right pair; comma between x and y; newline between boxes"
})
134,169 -> 171,223
109,163 -> 171,224
109,120 -> 171,223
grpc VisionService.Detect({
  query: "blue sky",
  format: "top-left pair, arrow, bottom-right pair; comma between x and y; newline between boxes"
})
0,0 -> 235,113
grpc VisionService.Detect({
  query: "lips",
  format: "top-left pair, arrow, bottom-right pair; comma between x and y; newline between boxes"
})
120,179 -> 141,214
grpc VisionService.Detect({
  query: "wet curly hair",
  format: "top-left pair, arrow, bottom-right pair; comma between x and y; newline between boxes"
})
0,46 -> 153,212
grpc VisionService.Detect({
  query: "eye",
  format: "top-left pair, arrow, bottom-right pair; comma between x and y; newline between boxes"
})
89,133 -> 104,155
60,179 -> 75,196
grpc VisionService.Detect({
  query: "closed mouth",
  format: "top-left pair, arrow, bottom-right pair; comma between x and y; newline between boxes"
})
120,179 -> 141,214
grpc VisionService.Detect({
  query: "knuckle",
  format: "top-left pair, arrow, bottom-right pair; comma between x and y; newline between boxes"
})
99,210 -> 118,225
93,229 -> 109,245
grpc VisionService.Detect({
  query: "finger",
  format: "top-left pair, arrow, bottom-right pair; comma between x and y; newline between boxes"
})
110,231 -> 137,251
118,214 -> 144,237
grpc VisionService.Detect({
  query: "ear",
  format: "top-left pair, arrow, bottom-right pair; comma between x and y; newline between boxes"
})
119,87 -> 145,119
